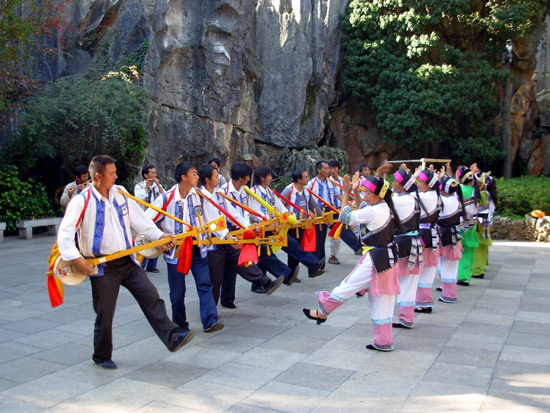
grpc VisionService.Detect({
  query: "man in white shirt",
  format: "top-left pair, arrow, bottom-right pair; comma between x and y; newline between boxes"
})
215,162 -> 284,306
208,157 -> 227,189
249,166 -> 324,281
327,160 -> 363,264
60,165 -> 90,207
306,160 -> 331,271
134,165 -> 165,273
57,155 -> 194,370
199,165 -> 282,308
147,161 -> 223,334
281,169 -> 325,276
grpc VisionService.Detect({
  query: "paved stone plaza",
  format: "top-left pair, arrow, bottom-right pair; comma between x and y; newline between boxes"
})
0,233 -> 549,412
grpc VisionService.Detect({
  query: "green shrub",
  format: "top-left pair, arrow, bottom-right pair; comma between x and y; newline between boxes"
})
495,176 -> 550,218
0,165 -> 56,234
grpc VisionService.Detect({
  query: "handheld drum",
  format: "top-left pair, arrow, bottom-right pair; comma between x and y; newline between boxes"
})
53,255 -> 88,286
134,234 -> 163,259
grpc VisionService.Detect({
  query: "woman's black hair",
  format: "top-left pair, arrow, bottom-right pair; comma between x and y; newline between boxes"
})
383,191 -> 405,234
486,177 -> 498,210
456,185 -> 466,219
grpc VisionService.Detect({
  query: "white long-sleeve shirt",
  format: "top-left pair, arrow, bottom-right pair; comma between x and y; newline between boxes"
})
57,185 -> 163,261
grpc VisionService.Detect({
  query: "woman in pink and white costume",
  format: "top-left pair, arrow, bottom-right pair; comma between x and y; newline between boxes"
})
392,167 -> 423,329
437,175 -> 464,303
303,168 -> 402,352
414,169 -> 441,314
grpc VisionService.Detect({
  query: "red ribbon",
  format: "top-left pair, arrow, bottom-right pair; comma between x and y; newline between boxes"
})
270,187 -> 312,217
216,190 -> 266,221
305,187 -> 339,213
196,188 -> 245,230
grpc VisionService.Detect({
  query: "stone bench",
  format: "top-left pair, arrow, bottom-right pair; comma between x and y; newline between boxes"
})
16,217 -> 63,240
0,222 -> 5,242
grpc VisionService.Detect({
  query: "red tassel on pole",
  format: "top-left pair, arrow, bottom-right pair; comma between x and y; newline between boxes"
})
301,226 -> 316,252
177,236 -> 193,274
238,230 -> 258,266
47,274 -> 64,308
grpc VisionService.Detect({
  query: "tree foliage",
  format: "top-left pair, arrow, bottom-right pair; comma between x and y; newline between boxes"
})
0,165 -> 55,233
15,67 -> 147,188
341,0 -> 546,166
0,0 -> 68,111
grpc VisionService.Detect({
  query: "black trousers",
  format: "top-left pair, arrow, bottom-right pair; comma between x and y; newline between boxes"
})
90,257 -> 180,362
208,244 -> 270,306
314,223 -> 328,270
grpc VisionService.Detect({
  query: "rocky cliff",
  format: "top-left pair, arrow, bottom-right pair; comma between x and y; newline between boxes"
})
50,0 -> 348,180
38,0 -> 550,181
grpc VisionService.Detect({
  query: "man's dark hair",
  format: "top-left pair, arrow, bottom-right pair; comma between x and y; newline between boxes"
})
174,161 -> 196,183
141,164 -> 155,179
254,166 -> 272,186
75,165 -> 88,178
292,168 -> 307,183
207,157 -> 221,168
315,161 -> 328,174
328,160 -> 340,169
198,164 -> 215,187
89,155 -> 116,180
230,162 -> 252,181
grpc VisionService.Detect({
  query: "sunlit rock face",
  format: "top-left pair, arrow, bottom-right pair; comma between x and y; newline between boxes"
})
55,0 -> 348,181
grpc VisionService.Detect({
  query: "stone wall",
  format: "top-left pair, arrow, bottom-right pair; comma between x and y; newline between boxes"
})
492,215 -> 550,242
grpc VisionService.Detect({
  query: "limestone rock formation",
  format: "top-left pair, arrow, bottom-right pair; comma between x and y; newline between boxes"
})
55,0 -> 349,182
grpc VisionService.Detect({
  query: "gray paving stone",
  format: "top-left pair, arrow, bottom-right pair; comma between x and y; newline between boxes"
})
512,321 -> 550,336
200,332 -> 265,353
125,360 -> 209,388
487,378 -> 550,409
53,377 -> 174,412
1,374 -> 96,410
233,346 -> 307,371
500,345 -> 550,366
436,346 -> 500,368
165,344 -> 241,369
241,381 -> 331,413
480,395 -> 548,412
422,362 -> 493,389
135,400 -> 204,413
0,356 -> 66,383
275,362 -> 353,391
198,361 -> 281,390
225,321 -> 287,339
1,235 -> 549,411
162,379 -> 254,412
401,381 -> 486,412
303,347 -> 373,371
494,360 -> 550,385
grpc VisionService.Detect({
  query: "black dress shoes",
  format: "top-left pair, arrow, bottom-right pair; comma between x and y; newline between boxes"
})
414,307 -> 432,313
94,359 -> 117,369
472,274 -> 484,279
284,266 -> 300,286
222,303 -> 236,309
457,280 -> 470,286
204,322 -> 224,333
265,276 -> 284,296
169,329 -> 195,352
308,259 -> 326,278
146,268 -> 160,273
251,284 -> 267,294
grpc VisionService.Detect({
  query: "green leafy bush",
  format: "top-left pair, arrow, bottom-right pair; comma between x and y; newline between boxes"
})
0,165 -> 55,233
496,176 -> 550,218
13,68 -> 146,188
341,0 -> 546,168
